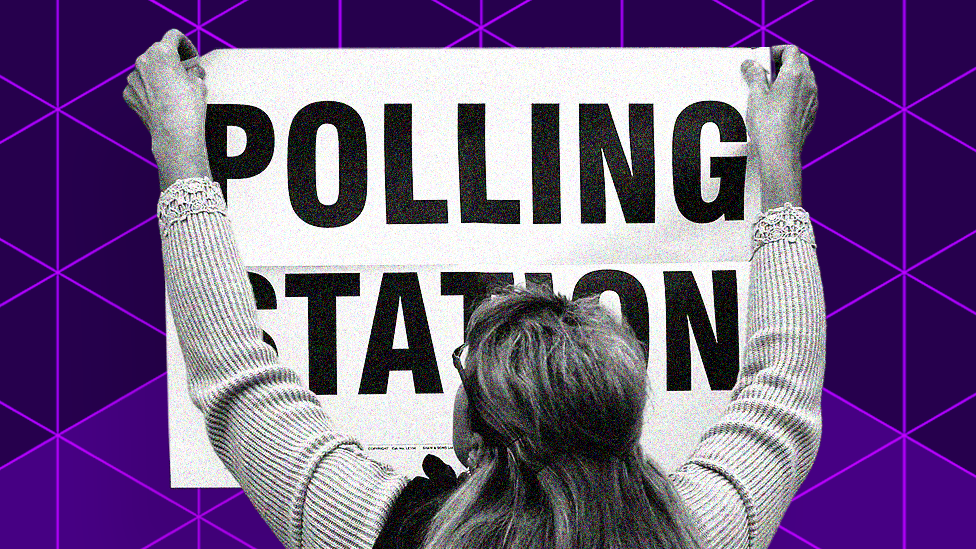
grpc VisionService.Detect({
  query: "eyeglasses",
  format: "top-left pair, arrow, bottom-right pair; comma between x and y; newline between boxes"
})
452,343 -> 504,446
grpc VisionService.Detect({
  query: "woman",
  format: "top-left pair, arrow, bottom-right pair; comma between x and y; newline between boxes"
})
128,30 -> 823,549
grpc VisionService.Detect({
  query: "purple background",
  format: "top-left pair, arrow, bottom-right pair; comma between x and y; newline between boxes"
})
1,0 -> 974,547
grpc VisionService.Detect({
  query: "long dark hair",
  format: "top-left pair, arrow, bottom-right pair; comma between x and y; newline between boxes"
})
423,285 -> 702,549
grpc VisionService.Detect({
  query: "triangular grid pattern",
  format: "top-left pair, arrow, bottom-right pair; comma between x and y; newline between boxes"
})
0,1 -> 971,546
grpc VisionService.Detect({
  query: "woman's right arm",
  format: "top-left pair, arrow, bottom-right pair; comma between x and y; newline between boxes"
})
669,46 -> 825,549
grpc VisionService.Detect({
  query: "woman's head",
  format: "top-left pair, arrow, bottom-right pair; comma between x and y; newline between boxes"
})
454,285 -> 648,471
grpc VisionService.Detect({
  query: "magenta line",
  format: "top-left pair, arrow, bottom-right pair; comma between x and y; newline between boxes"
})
902,437 -> 907,549
901,0 -> 908,537
59,112 -> 158,168
906,227 -> 976,273
908,391 -> 976,436
710,0 -> 759,26
60,437 -> 197,515
728,29 -> 761,48
0,235 -> 56,272
0,72 -> 57,110
620,0 -> 624,47
199,27 -> 237,49
0,273 -> 57,310
479,0 -> 483,49
60,214 -> 159,272
0,398 -> 57,436
59,65 -> 134,110
802,111 -> 902,170
777,525 -> 822,549
907,437 -> 976,480
908,65 -> 976,109
765,29 -> 901,110
59,273 -> 166,337
59,372 -> 167,435
429,0 -> 478,26
55,274 -> 61,434
906,273 -> 976,317
822,388 -> 902,435
202,0 -> 252,26
765,0 -> 818,27
55,438 -> 60,549
485,0 -> 535,27
825,273 -> 902,320
445,28 -> 481,48
793,436 -> 902,500
907,110 -> 976,156
197,488 -> 201,549
0,437 -> 56,474
808,217 -> 902,271
140,518 -> 198,549
483,28 -> 516,48
0,110 -> 57,147
200,490 -> 246,517
338,0 -> 343,48
201,518 -> 261,549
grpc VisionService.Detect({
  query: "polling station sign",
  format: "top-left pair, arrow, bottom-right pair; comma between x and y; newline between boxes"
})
167,48 -> 770,487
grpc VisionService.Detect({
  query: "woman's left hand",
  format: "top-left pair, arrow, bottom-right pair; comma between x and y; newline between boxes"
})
124,29 -> 212,190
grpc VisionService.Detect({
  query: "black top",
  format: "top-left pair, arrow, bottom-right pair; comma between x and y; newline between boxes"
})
373,455 -> 463,549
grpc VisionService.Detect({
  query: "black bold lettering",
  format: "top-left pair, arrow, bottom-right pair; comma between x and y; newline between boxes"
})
441,272 -> 516,331
579,104 -> 655,223
672,101 -> 747,223
458,104 -> 520,223
247,272 -> 278,353
385,104 -> 448,224
288,101 -> 367,228
360,273 -> 442,394
285,273 -> 361,395
532,104 -> 560,224
205,104 -> 274,201
664,270 -> 739,391
573,270 -> 649,354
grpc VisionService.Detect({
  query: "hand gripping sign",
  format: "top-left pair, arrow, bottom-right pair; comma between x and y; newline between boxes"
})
167,48 -> 771,487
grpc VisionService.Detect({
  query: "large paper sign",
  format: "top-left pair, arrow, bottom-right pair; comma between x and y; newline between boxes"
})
168,48 -> 770,487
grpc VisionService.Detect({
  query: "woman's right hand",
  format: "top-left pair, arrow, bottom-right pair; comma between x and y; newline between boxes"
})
124,29 -> 211,190
741,44 -> 818,211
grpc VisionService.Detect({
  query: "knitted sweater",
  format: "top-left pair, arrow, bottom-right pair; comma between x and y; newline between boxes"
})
159,177 -> 825,549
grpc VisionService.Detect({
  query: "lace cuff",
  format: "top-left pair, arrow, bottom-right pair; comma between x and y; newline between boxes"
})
751,203 -> 816,257
158,177 -> 226,238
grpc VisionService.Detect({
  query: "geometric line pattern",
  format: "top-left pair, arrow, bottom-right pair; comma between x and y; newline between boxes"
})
1,0 -> 972,546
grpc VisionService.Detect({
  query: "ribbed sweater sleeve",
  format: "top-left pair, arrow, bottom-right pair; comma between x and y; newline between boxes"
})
158,178 -> 409,549
670,204 -> 826,549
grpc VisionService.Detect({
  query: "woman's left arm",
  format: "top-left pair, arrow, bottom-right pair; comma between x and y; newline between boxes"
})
128,30 -> 408,549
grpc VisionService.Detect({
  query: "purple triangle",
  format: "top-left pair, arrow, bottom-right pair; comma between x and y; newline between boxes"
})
814,221 -> 901,318
435,0 -> 480,24
712,0 -> 761,25
780,442 -> 902,548
769,0 -> 902,105
911,395 -> 976,476
62,376 -> 198,511
0,115 -> 56,268
0,242 -> 53,306
0,79 -> 52,142
906,1 -> 976,104
905,278 -> 976,430
907,441 -> 976,546
794,391 -> 900,497
449,32 -> 481,48
58,277 -> 165,429
58,1 -> 191,103
767,527 -> 822,549
823,278 -> 903,431
484,0 -> 527,25
802,115 -> 903,267
57,114 -> 160,266
206,489 -> 285,548
153,0 -> 200,23
482,31 -> 511,48
202,0 -> 247,24
2,0 -> 56,105
905,116 -> 976,266
63,220 -> 165,331
732,31 -> 763,47
201,488 -> 245,513
912,71 -> 976,144
341,0 -> 475,47
202,520 -> 259,549
0,440 -> 55,548
0,277 -> 56,431
145,520 -> 199,549
910,231 -> 976,315
59,441 -> 193,548
0,404 -> 53,469
764,0 -> 812,24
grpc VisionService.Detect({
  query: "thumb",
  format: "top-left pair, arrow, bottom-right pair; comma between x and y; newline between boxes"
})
741,59 -> 770,95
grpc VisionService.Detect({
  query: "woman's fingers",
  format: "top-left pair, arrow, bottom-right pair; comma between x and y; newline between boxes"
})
741,59 -> 770,95
162,29 -> 199,62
